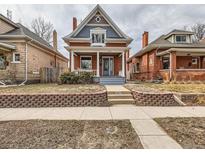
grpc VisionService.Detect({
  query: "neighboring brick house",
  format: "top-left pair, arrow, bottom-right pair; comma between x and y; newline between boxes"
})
127,29 -> 205,81
63,5 -> 132,84
0,14 -> 68,84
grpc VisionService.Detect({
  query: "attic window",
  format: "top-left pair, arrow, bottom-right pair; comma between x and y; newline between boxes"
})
95,16 -> 101,23
175,35 -> 187,43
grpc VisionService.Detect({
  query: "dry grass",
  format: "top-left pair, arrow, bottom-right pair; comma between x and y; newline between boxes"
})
155,117 -> 205,149
0,84 -> 105,94
0,120 -> 143,149
144,83 -> 205,93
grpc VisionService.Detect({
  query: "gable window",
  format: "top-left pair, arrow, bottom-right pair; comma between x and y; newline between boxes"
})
92,33 -> 105,44
175,35 -> 187,43
80,56 -> 92,70
90,28 -> 106,47
12,53 -> 20,63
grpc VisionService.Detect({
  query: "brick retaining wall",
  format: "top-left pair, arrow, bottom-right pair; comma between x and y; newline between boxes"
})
132,91 -> 180,106
175,93 -> 205,106
0,91 -> 109,108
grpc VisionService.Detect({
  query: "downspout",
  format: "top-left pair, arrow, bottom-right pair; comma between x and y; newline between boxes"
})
19,40 -> 33,86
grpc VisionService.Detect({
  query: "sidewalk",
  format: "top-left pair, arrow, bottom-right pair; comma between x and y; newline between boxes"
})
0,106 -> 204,149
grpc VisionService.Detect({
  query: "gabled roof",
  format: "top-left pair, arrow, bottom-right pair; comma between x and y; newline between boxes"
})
0,14 -> 19,28
0,15 -> 67,60
63,4 -> 132,43
127,29 -> 205,62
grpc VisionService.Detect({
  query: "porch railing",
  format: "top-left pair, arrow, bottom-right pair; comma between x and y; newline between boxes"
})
73,69 -> 97,76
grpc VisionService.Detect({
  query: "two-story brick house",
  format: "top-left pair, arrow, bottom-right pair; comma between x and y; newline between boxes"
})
63,5 -> 132,84
127,29 -> 205,81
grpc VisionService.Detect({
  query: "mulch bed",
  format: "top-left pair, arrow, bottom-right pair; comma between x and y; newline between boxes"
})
0,120 -> 143,149
154,117 -> 205,149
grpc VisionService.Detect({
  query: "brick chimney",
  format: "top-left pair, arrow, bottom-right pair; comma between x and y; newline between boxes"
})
142,31 -> 149,48
53,30 -> 57,51
73,17 -> 77,31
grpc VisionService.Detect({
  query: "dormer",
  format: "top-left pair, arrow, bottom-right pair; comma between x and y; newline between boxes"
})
165,29 -> 194,44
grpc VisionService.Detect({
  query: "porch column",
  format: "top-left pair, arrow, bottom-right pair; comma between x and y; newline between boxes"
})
96,51 -> 100,77
71,51 -> 74,72
122,52 -> 125,77
170,51 -> 176,80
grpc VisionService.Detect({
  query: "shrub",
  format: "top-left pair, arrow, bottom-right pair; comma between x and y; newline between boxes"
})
60,72 -> 94,84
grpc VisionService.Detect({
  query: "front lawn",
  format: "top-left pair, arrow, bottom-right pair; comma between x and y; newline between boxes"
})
154,117 -> 205,149
145,83 -> 205,93
0,84 -> 105,94
0,120 -> 143,149
126,83 -> 205,93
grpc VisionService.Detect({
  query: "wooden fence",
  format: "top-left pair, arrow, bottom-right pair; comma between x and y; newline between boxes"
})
40,67 -> 66,83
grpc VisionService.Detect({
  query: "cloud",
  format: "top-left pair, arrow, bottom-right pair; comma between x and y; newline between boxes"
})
0,4 -> 205,57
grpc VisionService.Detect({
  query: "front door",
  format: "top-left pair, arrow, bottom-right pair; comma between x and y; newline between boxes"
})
102,57 -> 114,76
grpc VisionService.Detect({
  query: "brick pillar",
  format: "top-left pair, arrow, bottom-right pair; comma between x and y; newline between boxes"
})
199,56 -> 203,69
170,51 -> 176,81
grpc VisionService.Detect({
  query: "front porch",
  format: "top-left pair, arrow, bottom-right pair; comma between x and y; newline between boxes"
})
157,48 -> 205,81
70,48 -> 126,79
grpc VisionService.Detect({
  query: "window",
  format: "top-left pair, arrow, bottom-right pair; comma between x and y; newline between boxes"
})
91,33 -> 105,44
175,35 -> 187,43
80,56 -> 92,70
0,54 -> 6,70
162,57 -> 170,69
95,16 -> 101,23
149,58 -> 153,65
13,53 -> 20,63
90,28 -> 106,46
192,58 -> 198,64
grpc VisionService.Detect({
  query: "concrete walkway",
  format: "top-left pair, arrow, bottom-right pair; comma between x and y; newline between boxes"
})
105,85 -> 130,92
0,106 -> 204,149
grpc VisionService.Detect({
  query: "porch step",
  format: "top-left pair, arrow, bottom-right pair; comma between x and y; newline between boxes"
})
100,77 -> 125,85
107,91 -> 131,94
108,99 -> 135,104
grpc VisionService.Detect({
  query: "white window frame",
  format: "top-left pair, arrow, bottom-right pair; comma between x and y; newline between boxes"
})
192,57 -> 198,64
90,29 -> 106,47
80,56 -> 92,70
175,35 -> 187,43
12,53 -> 21,63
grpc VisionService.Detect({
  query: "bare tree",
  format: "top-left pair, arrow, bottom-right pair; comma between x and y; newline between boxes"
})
191,23 -> 205,41
31,17 -> 54,42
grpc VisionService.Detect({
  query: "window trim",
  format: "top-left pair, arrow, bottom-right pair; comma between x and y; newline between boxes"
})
80,56 -> 92,70
12,53 -> 21,63
175,35 -> 187,43
192,57 -> 198,64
